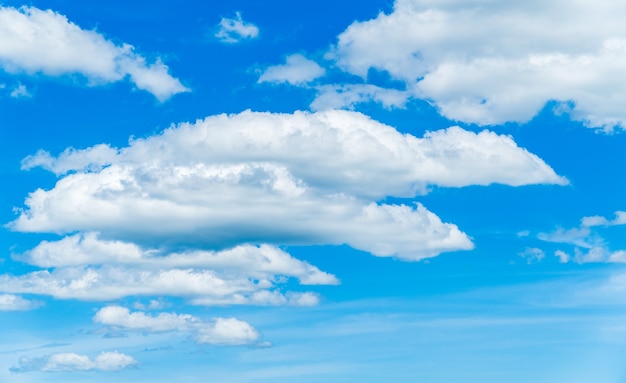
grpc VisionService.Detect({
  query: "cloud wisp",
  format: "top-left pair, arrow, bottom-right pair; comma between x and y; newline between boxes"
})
258,54 -> 325,85
0,6 -> 188,100
11,351 -> 137,373
215,12 -> 259,44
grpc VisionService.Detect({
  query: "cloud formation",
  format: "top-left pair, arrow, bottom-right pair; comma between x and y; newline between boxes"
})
94,305 -> 260,345
215,12 -> 259,43
259,54 -> 325,85
14,110 -> 565,261
0,6 -> 188,100
11,351 -> 137,373
329,0 -> 626,129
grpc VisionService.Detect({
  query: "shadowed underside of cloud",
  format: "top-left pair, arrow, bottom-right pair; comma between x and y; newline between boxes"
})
0,6 -> 188,100
10,351 -> 137,373
329,0 -> 626,130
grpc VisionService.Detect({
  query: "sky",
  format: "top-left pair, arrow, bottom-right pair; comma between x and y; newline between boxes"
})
1,0 -> 626,381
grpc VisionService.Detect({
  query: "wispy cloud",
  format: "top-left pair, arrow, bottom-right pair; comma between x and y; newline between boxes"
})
215,12 -> 259,43
10,351 -> 137,373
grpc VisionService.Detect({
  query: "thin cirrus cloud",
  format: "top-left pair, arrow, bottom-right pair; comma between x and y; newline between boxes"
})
258,54 -> 325,85
94,305 -> 261,346
215,12 -> 259,44
0,6 -> 188,100
10,351 -> 137,373
13,110 -> 566,261
328,0 -> 626,130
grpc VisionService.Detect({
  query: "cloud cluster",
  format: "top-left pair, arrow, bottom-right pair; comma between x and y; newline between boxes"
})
11,351 -> 137,373
328,0 -> 626,129
215,12 -> 259,43
94,305 -> 260,345
0,6 -> 188,100
537,211 -> 626,264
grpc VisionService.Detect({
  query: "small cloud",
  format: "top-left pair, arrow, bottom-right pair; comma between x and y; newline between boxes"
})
518,247 -> 545,264
0,294 -> 42,311
10,83 -> 31,98
94,305 -> 260,346
554,250 -> 571,263
215,12 -> 259,44
10,351 -> 137,373
311,84 -> 409,111
258,54 -> 325,85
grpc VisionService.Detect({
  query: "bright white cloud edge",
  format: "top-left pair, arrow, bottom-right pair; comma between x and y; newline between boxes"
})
0,6 -> 188,100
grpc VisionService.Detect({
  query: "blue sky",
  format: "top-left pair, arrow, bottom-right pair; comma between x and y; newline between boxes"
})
1,0 -> 626,381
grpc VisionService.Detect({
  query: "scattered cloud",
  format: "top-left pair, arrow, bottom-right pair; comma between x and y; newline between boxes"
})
538,210 -> 626,264
0,6 -> 188,100
311,84 -> 408,111
518,247 -> 545,264
10,83 -> 31,98
328,0 -> 626,129
0,294 -> 41,311
10,351 -> 137,373
12,110 -> 565,262
94,305 -> 260,346
258,54 -> 325,85
215,12 -> 259,43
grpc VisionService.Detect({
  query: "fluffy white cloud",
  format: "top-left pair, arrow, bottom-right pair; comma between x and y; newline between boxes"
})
330,0 -> 626,129
20,234 -> 337,285
13,110 -> 565,260
215,12 -> 259,43
259,54 -> 325,85
311,84 -> 408,111
0,6 -> 188,100
3,235 -> 335,302
10,351 -> 137,373
94,305 -> 259,345
0,294 -> 41,311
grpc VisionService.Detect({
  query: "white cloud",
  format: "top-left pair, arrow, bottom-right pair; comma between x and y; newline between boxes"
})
12,110 -> 565,261
10,351 -> 137,373
215,12 -> 259,44
2,234 -> 336,302
538,210 -> 626,264
518,247 -> 545,264
259,54 -> 325,85
10,83 -> 31,98
94,305 -> 259,345
0,6 -> 188,100
0,294 -> 41,311
311,84 -> 408,111
329,0 -> 626,129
